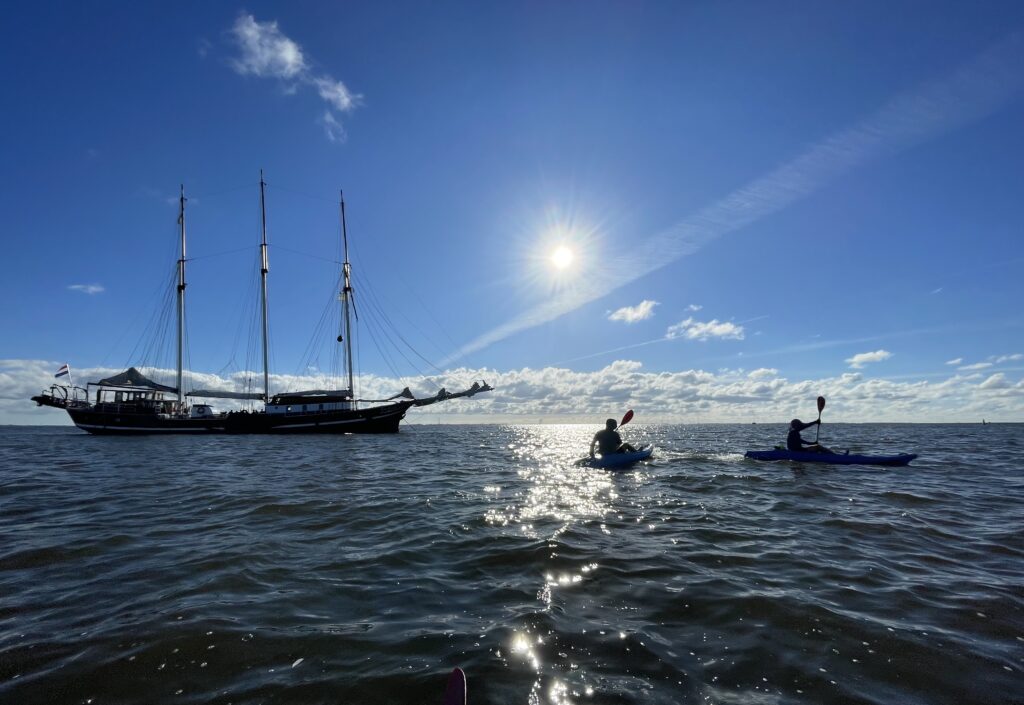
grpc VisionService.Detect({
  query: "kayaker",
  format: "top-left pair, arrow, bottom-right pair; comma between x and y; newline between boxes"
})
590,418 -> 637,457
787,419 -> 831,453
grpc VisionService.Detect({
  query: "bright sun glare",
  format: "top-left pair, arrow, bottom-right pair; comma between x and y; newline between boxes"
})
550,245 -> 574,270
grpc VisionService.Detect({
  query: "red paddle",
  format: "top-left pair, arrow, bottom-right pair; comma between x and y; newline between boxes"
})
620,409 -> 634,427
815,396 -> 826,442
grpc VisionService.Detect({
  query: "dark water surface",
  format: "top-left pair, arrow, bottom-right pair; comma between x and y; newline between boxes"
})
1,424 -> 1022,704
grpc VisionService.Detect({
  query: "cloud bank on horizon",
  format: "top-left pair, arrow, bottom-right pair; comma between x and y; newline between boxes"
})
6,357 -> 1023,426
228,13 -> 360,142
445,32 -> 1024,364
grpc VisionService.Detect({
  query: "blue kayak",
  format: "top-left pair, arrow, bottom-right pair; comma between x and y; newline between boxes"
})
745,449 -> 917,466
579,446 -> 654,469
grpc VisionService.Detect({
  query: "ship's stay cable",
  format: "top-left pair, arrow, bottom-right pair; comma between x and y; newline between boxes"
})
353,270 -> 446,378
266,182 -> 337,204
294,271 -> 343,380
357,291 -> 425,383
100,261 -> 175,371
128,264 -> 177,375
351,258 -> 455,364
188,244 -> 259,262
345,216 -> 460,369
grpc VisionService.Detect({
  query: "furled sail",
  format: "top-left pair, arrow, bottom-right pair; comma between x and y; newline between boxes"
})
186,389 -> 265,400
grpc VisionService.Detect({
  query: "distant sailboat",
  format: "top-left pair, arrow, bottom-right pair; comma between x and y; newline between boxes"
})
32,175 -> 491,434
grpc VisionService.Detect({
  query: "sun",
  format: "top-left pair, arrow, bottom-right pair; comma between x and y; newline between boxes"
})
550,245 -> 574,270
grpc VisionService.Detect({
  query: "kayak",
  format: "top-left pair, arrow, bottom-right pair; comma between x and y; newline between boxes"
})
443,667 -> 466,705
578,446 -> 654,469
744,449 -> 917,466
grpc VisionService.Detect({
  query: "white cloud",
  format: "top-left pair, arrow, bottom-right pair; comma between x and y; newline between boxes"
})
321,111 -> 346,143
230,14 -> 306,78
6,358 -> 1023,425
313,76 -> 358,112
748,368 -> 778,379
846,349 -> 892,368
68,284 -> 104,295
979,373 -> 1010,389
686,304 -> 703,312
228,13 -> 361,141
994,353 -> 1023,363
959,362 -> 993,371
931,287 -> 943,294
945,357 -> 963,365
444,34 -> 1024,364
666,317 -> 744,341
608,300 -> 658,324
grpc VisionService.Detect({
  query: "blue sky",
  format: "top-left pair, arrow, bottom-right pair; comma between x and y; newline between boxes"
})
2,2 -> 1023,423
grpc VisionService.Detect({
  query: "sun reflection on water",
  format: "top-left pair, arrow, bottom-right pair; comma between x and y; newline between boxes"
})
484,425 -> 620,537
485,425 -> 651,704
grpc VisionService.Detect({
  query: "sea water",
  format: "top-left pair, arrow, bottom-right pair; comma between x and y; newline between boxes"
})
0,423 -> 1021,704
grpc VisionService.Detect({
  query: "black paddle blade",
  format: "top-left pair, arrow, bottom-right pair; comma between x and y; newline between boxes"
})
817,396 -> 826,413
620,409 -> 634,427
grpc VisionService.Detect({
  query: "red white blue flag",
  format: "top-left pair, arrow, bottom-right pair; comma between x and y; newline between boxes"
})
55,364 -> 70,378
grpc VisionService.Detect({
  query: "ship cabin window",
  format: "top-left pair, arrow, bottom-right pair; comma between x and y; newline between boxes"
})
115,391 -> 123,402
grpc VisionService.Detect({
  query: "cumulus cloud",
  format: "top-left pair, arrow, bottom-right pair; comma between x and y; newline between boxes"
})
979,373 -> 1009,389
68,284 -> 104,295
686,304 -> 703,312
748,368 -> 779,380
608,300 -> 659,324
6,358 -> 1022,425
945,357 -> 963,365
994,353 -> 1023,363
666,317 -> 745,341
959,362 -> 993,371
846,349 -> 892,369
228,13 -> 361,142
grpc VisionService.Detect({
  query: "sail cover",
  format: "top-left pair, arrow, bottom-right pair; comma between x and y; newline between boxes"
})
187,389 -> 265,400
95,367 -> 178,393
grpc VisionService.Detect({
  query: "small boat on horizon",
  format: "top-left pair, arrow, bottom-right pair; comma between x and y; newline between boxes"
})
31,175 -> 491,434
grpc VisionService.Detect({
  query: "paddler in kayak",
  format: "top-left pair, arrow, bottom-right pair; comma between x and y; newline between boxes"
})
590,418 -> 637,458
787,419 -> 831,454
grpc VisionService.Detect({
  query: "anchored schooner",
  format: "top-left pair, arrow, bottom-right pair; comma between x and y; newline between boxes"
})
31,175 -> 491,434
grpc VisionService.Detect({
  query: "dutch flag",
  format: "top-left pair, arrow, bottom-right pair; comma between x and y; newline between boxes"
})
55,364 -> 70,378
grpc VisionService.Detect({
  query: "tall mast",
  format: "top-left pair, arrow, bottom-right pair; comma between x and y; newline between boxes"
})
340,190 -> 355,402
176,184 -> 186,409
259,171 -> 271,403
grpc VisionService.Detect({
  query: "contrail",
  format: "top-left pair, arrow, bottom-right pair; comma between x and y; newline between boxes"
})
444,32 -> 1024,365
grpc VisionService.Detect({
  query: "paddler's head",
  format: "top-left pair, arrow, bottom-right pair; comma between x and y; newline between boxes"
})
606,418 -> 617,430
790,419 -> 802,429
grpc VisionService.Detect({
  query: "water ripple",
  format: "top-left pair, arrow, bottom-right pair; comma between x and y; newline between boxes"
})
1,423 -> 1021,704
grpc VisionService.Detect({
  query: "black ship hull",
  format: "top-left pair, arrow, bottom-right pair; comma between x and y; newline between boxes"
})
54,401 -> 412,435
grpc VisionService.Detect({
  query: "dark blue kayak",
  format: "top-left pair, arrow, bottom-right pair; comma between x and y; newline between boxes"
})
578,446 -> 654,469
745,449 -> 917,466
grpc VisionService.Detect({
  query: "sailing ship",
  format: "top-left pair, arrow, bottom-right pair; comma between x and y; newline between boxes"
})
31,175 -> 491,434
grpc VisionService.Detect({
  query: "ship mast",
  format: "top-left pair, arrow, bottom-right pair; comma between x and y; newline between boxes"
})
259,171 -> 271,403
340,191 -> 355,404
176,185 -> 186,410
